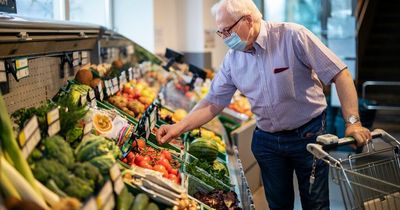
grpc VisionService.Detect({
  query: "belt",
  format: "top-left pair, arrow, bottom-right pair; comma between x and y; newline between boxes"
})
256,111 -> 325,135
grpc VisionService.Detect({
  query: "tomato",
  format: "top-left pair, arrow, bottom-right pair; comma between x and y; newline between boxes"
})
168,168 -> 178,176
132,139 -> 146,149
126,152 -> 135,162
167,174 -> 180,184
121,157 -> 128,163
130,162 -> 137,167
160,150 -> 172,161
156,158 -> 172,172
135,155 -> 150,165
153,164 -> 168,177
138,160 -> 153,170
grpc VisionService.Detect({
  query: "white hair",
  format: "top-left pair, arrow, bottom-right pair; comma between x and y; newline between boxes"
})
211,0 -> 263,22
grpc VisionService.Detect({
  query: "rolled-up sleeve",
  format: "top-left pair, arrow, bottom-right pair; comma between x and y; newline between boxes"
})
294,27 -> 347,85
204,56 -> 237,106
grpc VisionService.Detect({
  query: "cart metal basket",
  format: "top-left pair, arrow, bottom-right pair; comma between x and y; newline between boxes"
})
307,129 -> 400,210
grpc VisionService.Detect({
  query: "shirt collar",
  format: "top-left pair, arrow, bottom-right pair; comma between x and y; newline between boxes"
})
254,21 -> 267,50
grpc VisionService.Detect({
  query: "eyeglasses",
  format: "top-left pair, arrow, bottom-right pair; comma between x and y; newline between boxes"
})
216,16 -> 245,38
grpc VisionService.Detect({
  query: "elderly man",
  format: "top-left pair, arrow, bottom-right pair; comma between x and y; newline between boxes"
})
157,0 -> 371,209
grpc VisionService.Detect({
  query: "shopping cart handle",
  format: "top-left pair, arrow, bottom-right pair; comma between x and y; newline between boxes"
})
316,130 -> 383,150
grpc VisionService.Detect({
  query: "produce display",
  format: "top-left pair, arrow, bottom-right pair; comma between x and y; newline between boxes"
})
228,93 -> 253,118
108,79 -> 157,119
0,39 -> 251,209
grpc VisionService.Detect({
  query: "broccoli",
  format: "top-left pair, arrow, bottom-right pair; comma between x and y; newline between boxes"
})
43,135 -> 75,168
71,162 -> 104,189
63,175 -> 94,200
66,126 -> 83,145
32,158 -> 70,189
89,154 -> 116,176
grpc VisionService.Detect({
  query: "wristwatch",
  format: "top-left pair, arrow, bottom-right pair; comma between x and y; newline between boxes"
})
345,115 -> 360,125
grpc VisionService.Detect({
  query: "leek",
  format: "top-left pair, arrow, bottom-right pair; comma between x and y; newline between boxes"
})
0,92 -> 42,197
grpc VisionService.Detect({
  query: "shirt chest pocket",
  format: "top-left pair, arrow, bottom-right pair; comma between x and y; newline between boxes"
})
270,66 -> 296,104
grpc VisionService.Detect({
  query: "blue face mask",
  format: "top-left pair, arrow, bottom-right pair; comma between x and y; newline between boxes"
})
224,32 -> 247,51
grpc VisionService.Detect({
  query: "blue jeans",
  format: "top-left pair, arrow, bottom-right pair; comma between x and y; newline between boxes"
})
251,113 -> 329,210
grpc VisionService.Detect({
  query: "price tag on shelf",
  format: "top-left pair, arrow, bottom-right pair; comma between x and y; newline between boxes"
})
144,115 -> 150,140
0,61 -> 6,82
128,67 -> 133,81
88,89 -> 96,101
109,163 -> 121,181
112,77 -> 118,86
73,51 -> 80,60
149,106 -> 158,132
16,58 -> 29,80
83,120 -> 93,137
47,108 -> 61,137
80,93 -> 87,106
106,88 -> 111,97
81,58 -> 88,65
113,176 -> 124,195
126,45 -> 134,55
21,129 -> 41,159
0,60 -> 4,70
81,197 -> 98,210
18,115 -> 39,147
0,71 -> 6,82
81,51 -> 88,59
133,67 -> 141,79
97,83 -> 104,101
101,195 -> 115,210
96,180 -> 113,209
47,107 -> 59,124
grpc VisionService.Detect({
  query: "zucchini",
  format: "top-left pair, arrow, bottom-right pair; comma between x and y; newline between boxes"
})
146,202 -> 159,210
131,193 -> 149,210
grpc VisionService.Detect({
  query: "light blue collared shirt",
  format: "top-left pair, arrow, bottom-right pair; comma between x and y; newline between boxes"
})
205,21 -> 347,132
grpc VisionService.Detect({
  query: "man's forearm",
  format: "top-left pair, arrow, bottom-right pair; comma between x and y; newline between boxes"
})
176,99 -> 225,134
333,68 -> 360,122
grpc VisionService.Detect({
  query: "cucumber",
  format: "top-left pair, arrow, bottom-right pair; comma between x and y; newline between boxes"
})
131,193 -> 149,210
146,202 -> 159,210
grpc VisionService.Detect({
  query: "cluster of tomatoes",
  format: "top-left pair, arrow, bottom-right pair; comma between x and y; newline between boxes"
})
121,139 -> 181,184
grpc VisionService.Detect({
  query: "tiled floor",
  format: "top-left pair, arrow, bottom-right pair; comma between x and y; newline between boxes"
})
253,173 -> 345,210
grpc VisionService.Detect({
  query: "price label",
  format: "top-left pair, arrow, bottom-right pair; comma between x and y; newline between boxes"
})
48,120 -> 60,137
81,51 -> 88,58
97,83 -> 104,101
83,121 -> 93,137
145,116 -> 150,140
81,197 -> 98,210
109,163 -> 121,181
104,80 -> 110,89
16,58 -> 29,80
101,195 -> 115,210
133,67 -> 141,79
81,58 -> 88,65
47,108 -> 60,124
73,51 -> 80,60
96,180 -> 113,208
89,90 -> 95,100
113,176 -> 124,195
112,77 -> 118,86
0,60 -> 4,70
126,45 -> 134,55
106,88 -> 111,97
149,106 -> 158,132
72,59 -> 80,67
18,115 -> 39,147
80,93 -> 87,106
21,129 -> 41,159
15,58 -> 28,69
0,71 -> 6,82
128,67 -> 133,81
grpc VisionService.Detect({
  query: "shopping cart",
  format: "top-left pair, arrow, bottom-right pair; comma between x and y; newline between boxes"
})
307,129 -> 400,210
